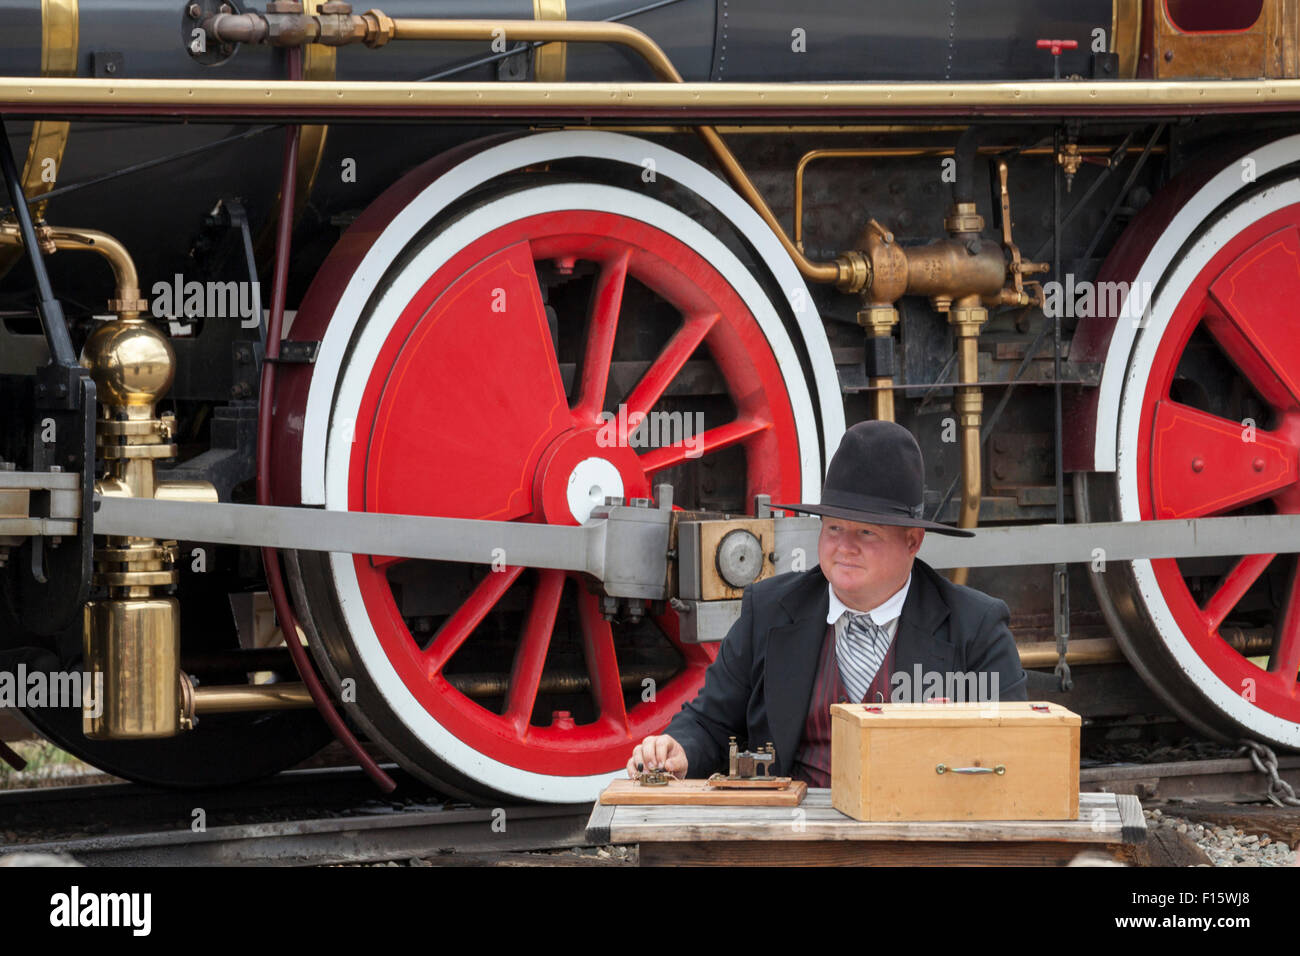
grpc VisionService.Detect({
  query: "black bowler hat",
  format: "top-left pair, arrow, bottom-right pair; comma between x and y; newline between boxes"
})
774,421 -> 974,537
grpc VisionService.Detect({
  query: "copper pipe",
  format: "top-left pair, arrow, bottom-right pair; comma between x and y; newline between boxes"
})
0,222 -> 146,316
192,681 -> 314,713
254,46 -> 395,793
793,144 -> 1164,250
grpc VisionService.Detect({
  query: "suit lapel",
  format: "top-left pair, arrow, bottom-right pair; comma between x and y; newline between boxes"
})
891,560 -> 954,699
764,569 -> 829,775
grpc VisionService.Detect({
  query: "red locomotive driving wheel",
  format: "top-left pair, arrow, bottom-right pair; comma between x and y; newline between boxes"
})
1086,172 -> 1300,751
349,207 -> 799,779
1137,205 -> 1300,727
280,143 -> 840,801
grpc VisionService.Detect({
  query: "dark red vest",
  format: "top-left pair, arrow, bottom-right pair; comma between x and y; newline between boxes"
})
790,623 -> 896,788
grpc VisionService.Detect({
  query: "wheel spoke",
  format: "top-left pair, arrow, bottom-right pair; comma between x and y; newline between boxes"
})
573,250 -> 630,423
424,565 -> 524,678
1270,562 -> 1300,688
576,587 -> 629,731
365,239 -> 568,522
1203,553 -> 1276,631
1150,400 -> 1299,518
638,416 -> 771,474
503,569 -> 565,734
1263,561 -> 1300,686
622,311 -> 720,420
1205,226 -> 1300,411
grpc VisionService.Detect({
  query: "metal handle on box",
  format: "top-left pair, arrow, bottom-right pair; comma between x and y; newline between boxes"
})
935,764 -> 1006,775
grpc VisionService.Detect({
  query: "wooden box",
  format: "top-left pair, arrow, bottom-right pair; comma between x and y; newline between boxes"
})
830,701 -> 1080,822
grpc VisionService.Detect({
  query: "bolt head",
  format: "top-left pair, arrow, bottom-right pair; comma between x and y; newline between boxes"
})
1191,457 -> 1204,473
1253,457 -> 1265,472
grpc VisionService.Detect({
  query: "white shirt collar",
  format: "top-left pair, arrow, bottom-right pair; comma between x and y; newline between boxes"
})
826,572 -> 912,627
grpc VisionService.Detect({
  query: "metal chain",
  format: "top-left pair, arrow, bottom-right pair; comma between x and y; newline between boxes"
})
1236,739 -> 1300,807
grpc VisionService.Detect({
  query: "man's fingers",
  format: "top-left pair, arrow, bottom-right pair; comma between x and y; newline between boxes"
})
666,749 -> 688,777
628,736 -> 685,779
636,736 -> 658,769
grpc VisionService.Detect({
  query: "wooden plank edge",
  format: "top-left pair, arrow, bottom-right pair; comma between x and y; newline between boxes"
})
586,801 -> 616,845
1117,794 -> 1147,844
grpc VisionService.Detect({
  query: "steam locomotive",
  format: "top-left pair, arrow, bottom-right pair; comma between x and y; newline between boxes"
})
1,0 -> 1297,803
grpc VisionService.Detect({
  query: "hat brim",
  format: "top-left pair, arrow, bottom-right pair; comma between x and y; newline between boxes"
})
771,502 -> 976,537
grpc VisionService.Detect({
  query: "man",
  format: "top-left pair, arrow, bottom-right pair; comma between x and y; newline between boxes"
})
627,420 -> 1027,785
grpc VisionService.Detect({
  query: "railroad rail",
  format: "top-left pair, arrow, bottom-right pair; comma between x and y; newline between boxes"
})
0,766 -> 591,866
1,754 -> 1297,866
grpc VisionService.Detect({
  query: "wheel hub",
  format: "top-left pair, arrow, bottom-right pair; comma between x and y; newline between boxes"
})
533,427 -> 647,525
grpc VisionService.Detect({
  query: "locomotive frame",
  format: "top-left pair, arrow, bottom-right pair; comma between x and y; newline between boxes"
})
1,0 -> 1300,803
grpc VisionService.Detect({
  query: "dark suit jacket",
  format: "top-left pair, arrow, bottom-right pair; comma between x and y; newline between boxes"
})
665,558 -> 1028,777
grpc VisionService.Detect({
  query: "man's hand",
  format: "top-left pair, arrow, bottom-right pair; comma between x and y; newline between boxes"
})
627,735 -> 687,780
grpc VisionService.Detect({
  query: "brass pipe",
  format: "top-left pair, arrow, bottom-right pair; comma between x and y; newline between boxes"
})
11,77 -> 1300,115
184,664 -> 680,715
445,665 -> 679,700
1018,638 -> 1123,668
948,293 -> 987,586
860,306 -> 899,422
191,681 -> 314,714
1018,626 -> 1274,668
0,222 -> 146,316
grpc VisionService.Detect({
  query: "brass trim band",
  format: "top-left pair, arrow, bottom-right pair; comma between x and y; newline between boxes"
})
1111,0 -> 1142,80
533,0 -> 567,82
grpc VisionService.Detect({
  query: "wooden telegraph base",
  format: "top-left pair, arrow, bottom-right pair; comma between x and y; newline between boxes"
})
600,777 -> 807,807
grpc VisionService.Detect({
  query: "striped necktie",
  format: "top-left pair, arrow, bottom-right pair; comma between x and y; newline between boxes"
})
837,612 -> 891,704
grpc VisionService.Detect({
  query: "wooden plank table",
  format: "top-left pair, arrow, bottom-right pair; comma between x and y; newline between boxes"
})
587,788 -> 1146,866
